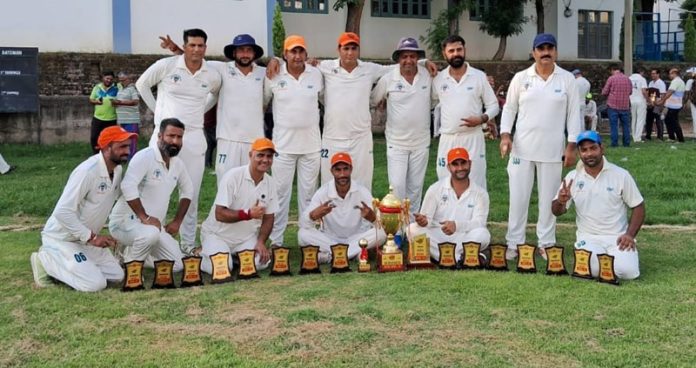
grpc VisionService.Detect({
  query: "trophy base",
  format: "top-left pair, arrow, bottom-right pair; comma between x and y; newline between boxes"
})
358,262 -> 371,272
377,250 -> 405,273
407,261 -> 436,270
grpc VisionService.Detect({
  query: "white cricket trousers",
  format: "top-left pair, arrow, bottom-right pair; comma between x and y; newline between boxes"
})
38,235 -> 124,292
386,144 -> 429,218
269,151 -> 320,245
408,223 -> 490,262
297,226 -> 387,260
200,233 -> 270,274
151,128 -> 205,248
575,233 -> 640,280
505,157 -> 561,248
109,220 -> 184,272
436,132 -> 487,191
630,97 -> 647,142
690,102 -> 696,138
215,139 -> 251,185
320,134 -> 373,191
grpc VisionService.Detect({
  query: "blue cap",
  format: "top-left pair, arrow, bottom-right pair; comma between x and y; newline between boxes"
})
577,130 -> 601,144
533,33 -> 557,49
224,34 -> 264,60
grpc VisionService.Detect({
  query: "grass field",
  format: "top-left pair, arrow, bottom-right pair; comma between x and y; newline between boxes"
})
0,136 -> 694,367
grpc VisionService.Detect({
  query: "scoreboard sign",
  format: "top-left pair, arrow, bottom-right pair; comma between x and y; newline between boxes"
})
0,47 -> 39,113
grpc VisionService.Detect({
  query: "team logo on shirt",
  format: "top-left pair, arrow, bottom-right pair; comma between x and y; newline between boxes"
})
255,77 -> 262,81
441,194 -> 449,203
98,182 -> 108,193
229,70 -> 237,76
441,85 -> 449,92
467,203 -> 474,208
421,85 -> 427,90
577,181 -> 584,190
170,74 -> 181,83
307,85 -> 314,89
332,68 -> 339,74
512,157 -> 521,165
523,82 -> 531,90
466,86 -> 473,91
154,169 -> 162,179
201,83 -> 208,89
606,187 -> 614,192
554,89 -> 561,93
396,82 -> 404,91
279,80 -> 287,88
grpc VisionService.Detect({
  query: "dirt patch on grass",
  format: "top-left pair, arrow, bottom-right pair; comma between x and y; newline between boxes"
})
0,337 -> 46,367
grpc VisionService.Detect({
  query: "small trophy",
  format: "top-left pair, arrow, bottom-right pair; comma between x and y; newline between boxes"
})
462,242 -> 483,269
358,239 -> 371,273
270,246 -> 292,276
152,260 -> 176,289
374,188 -> 406,272
330,243 -> 351,273
545,246 -> 568,276
122,260 -> 145,291
300,245 -> 321,274
572,248 -> 593,279
437,242 -> 457,269
516,244 -> 537,273
180,256 -> 203,287
209,252 -> 233,284
597,253 -> 619,285
236,250 -> 259,279
407,233 -> 434,269
487,244 -> 508,271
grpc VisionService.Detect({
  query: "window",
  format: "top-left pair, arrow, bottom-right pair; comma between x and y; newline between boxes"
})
578,10 -> 613,59
371,0 -> 430,19
280,0 -> 328,14
469,0 -> 493,21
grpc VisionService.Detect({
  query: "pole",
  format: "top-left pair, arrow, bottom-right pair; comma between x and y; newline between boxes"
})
624,0 -> 633,74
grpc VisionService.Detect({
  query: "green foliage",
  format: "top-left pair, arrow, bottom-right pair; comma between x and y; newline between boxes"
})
332,0 -> 361,11
421,3 -> 468,58
684,14 -> 696,62
272,1 -> 286,57
478,0 -> 527,38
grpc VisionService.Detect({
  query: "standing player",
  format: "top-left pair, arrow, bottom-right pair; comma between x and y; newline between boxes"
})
30,126 -> 136,291
432,35 -> 499,190
499,33 -> 581,260
628,67 -> 648,143
109,118 -> 193,271
370,37 -> 432,216
263,35 -> 323,246
137,28 -> 222,252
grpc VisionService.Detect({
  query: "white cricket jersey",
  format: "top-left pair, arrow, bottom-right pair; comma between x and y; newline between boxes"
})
500,63 -> 581,162
559,158 -> 643,236
110,147 -> 193,224
648,79 -> 666,93
419,177 -> 489,233
208,61 -> 265,143
370,65 -> 432,150
201,165 -> 279,244
431,64 -> 500,135
263,64 -> 323,154
318,59 -> 391,140
42,154 -> 123,243
136,55 -> 222,130
575,76 -> 591,103
629,73 -> 648,101
300,180 -> 374,239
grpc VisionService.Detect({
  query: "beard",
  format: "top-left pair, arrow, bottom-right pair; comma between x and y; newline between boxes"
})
160,142 -> 181,157
236,58 -> 252,67
447,56 -> 465,68
109,153 -> 129,165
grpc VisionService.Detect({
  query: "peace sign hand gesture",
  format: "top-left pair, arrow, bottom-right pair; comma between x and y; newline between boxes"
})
557,179 -> 573,206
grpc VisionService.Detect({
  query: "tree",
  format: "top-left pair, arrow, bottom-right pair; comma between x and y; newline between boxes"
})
272,1 -> 286,57
479,0 -> 528,60
333,0 -> 365,34
684,14 -> 696,62
421,2 -> 469,58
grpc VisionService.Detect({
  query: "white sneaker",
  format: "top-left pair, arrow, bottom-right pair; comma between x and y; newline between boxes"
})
30,252 -> 52,287
505,247 -> 518,261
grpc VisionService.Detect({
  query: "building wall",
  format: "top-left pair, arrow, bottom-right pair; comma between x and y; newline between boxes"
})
555,0 -> 624,61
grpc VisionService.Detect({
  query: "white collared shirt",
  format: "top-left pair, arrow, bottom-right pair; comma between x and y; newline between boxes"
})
201,165 -> 279,243
558,158 -> 643,236
575,76 -> 591,104
136,55 -> 222,130
301,179 -> 374,238
43,154 -> 123,243
263,64 -> 323,154
418,177 -> 489,233
501,63 -> 581,162
648,79 -> 666,94
371,65 -> 432,149
110,147 -> 193,224
629,73 -> 648,101
432,64 -> 500,135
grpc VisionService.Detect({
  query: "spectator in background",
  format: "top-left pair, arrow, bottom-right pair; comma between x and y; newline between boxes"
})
0,153 -> 15,175
656,67 -> 685,143
683,67 -> 696,140
204,106 -> 217,168
584,93 -> 598,131
88,71 -> 119,154
646,68 -> 666,141
573,69 -> 591,125
602,64 -> 632,147
113,71 -> 140,158
628,67 -> 648,143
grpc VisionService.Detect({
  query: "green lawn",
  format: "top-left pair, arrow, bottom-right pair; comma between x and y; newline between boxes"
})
0,136 -> 694,367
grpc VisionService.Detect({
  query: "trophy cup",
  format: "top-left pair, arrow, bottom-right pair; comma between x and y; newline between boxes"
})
358,239 -> 371,272
152,260 -> 176,289
373,187 -> 406,272
597,253 -> 619,285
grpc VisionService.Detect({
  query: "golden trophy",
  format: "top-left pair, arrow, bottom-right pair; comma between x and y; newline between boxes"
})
373,187 -> 407,272
358,239 -> 371,272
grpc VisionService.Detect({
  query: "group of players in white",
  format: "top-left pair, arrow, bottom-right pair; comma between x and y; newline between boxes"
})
30,30 -> 644,291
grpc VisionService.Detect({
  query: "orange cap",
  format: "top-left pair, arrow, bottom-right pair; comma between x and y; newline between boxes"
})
97,126 -> 138,150
447,147 -> 470,164
338,32 -> 360,47
330,152 -> 352,167
284,35 -> 307,52
250,137 -> 276,153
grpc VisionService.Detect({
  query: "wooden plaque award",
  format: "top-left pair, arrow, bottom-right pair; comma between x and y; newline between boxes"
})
152,260 -> 176,289
544,245 -> 568,276
270,246 -> 292,276
437,242 -> 457,269
597,253 -> 619,285
487,244 -> 508,271
236,250 -> 259,279
180,256 -> 203,287
516,244 -> 537,273
330,243 -> 351,273
572,248 -> 593,280
462,242 -> 482,269
407,233 -> 434,269
122,260 -> 145,291
209,252 -> 233,284
300,245 -> 321,274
